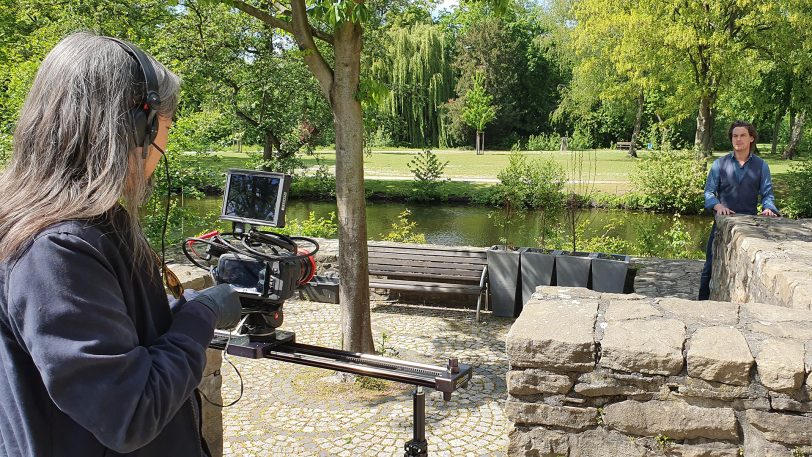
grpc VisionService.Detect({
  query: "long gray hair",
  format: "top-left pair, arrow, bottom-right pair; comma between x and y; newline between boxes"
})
0,32 -> 180,265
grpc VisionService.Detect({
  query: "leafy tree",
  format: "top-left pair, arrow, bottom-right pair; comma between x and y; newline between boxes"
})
462,71 -> 496,154
224,0 -> 376,352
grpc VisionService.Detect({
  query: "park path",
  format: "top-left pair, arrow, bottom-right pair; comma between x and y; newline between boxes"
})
220,257 -> 702,456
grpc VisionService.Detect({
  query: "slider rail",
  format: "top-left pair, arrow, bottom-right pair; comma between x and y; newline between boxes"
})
210,334 -> 472,395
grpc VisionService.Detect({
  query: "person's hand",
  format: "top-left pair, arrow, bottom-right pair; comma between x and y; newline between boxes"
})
761,208 -> 779,217
713,204 -> 735,215
189,284 -> 242,329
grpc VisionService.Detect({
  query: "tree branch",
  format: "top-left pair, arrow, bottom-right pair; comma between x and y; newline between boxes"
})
224,0 -> 334,44
290,0 -> 334,102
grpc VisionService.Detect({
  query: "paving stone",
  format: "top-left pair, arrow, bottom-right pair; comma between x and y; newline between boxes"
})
503,400 -> 598,431
755,339 -> 806,393
749,321 -> 812,340
601,319 -> 686,375
506,298 -> 597,372
507,370 -> 573,396
603,400 -> 738,440
604,300 -> 662,321
742,302 -> 812,323
687,327 -> 753,385
656,298 -> 739,326
746,409 -> 812,446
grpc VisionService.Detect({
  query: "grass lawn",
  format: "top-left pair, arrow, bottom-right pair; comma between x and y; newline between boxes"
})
203,146 -> 796,196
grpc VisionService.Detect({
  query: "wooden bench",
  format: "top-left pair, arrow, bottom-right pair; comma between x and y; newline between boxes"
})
616,141 -> 633,150
367,242 -> 489,320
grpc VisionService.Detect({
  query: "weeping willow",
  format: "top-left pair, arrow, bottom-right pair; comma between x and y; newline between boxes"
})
370,24 -> 454,148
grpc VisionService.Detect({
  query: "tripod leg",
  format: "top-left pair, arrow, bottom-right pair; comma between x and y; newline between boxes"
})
404,387 -> 428,457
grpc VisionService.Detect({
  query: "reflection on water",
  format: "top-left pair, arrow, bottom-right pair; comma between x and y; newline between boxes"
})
181,197 -> 713,257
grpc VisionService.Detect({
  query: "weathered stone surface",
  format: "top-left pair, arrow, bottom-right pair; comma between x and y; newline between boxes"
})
504,400 -> 598,430
506,298 -> 597,371
537,286 -> 601,299
601,319 -> 686,375
687,327 -> 753,385
574,370 -> 659,397
657,298 -> 739,326
604,300 -> 662,321
508,426 -> 569,457
569,428 -> 649,457
769,392 -> 812,413
677,377 -> 753,401
742,302 -> 812,322
507,370 -> 573,396
755,339 -> 805,393
603,400 -> 738,440
169,262 -> 215,290
600,292 -> 647,301
668,443 -> 742,457
742,420 -> 795,457
746,409 -> 812,446
750,321 -> 812,340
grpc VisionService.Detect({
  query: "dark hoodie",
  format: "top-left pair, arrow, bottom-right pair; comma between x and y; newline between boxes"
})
0,211 -> 216,456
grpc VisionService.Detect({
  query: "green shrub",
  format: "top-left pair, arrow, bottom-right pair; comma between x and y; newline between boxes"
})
274,211 -> 338,238
495,152 -> 566,211
0,133 -> 11,167
171,109 -> 235,153
407,149 -> 449,201
569,125 -> 594,150
632,150 -> 707,214
380,210 -> 426,243
527,132 -> 561,151
781,158 -> 812,218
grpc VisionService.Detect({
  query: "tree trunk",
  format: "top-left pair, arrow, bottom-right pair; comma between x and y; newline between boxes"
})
629,90 -> 644,158
475,131 -> 482,155
783,110 -> 806,160
331,20 -> 374,353
694,93 -> 716,156
770,108 -> 784,156
262,130 -> 280,171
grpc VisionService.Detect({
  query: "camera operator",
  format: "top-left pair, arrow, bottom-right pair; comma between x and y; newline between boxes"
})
0,33 -> 241,456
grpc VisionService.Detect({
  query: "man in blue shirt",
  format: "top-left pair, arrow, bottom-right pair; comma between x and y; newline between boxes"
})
698,120 -> 779,300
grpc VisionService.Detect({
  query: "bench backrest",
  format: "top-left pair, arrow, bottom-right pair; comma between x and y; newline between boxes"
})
367,243 -> 487,284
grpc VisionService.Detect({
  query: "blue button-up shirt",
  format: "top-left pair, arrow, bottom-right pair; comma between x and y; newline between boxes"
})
704,152 -> 778,213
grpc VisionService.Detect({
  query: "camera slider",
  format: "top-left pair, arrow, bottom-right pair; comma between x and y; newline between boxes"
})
210,331 -> 473,456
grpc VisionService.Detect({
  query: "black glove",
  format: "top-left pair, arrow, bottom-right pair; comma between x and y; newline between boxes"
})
189,284 -> 242,329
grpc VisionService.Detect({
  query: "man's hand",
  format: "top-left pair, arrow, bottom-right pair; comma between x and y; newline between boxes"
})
713,204 -> 735,215
761,208 -> 779,217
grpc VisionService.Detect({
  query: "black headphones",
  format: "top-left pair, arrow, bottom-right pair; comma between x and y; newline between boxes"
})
105,38 -> 161,159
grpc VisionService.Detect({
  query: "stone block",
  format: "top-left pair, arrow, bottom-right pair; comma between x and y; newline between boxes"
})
569,428 -> 649,457
601,319 -> 686,375
506,298 -> 597,371
677,377 -> 755,403
755,339 -> 805,393
168,263 -> 214,290
746,409 -> 812,446
507,426 -> 569,457
742,302 -> 812,323
573,370 -> 660,397
750,321 -> 812,340
507,370 -> 573,396
603,400 -> 738,440
687,327 -> 753,385
504,400 -> 598,430
668,444 -> 743,457
657,298 -> 739,326
769,392 -> 812,413
604,300 -> 662,321
537,286 -> 601,299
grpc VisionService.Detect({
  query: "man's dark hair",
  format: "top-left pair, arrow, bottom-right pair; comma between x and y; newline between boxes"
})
729,120 -> 757,153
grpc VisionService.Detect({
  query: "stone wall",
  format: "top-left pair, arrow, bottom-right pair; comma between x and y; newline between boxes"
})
711,215 -> 812,309
506,287 -> 812,456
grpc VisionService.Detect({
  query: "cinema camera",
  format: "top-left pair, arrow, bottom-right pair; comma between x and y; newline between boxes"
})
183,169 -> 473,457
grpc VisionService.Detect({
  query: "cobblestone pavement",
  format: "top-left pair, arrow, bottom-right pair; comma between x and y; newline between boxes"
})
220,257 -> 701,456
221,300 -> 513,457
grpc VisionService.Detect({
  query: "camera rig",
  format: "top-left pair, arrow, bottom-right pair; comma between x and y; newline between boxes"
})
182,170 -> 473,457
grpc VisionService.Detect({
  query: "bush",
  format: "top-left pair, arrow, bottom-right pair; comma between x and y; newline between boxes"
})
274,211 -> 338,238
380,210 -> 426,243
171,109 -> 236,153
527,132 -> 561,151
569,125 -> 595,150
781,158 -> 812,218
632,150 -> 707,214
407,149 -> 449,201
495,152 -> 566,211
0,133 -> 11,167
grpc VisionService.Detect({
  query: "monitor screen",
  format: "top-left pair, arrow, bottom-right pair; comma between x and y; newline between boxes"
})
221,169 -> 291,227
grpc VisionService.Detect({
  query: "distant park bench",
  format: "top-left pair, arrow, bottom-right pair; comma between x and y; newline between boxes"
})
367,242 -> 489,319
616,141 -> 634,150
